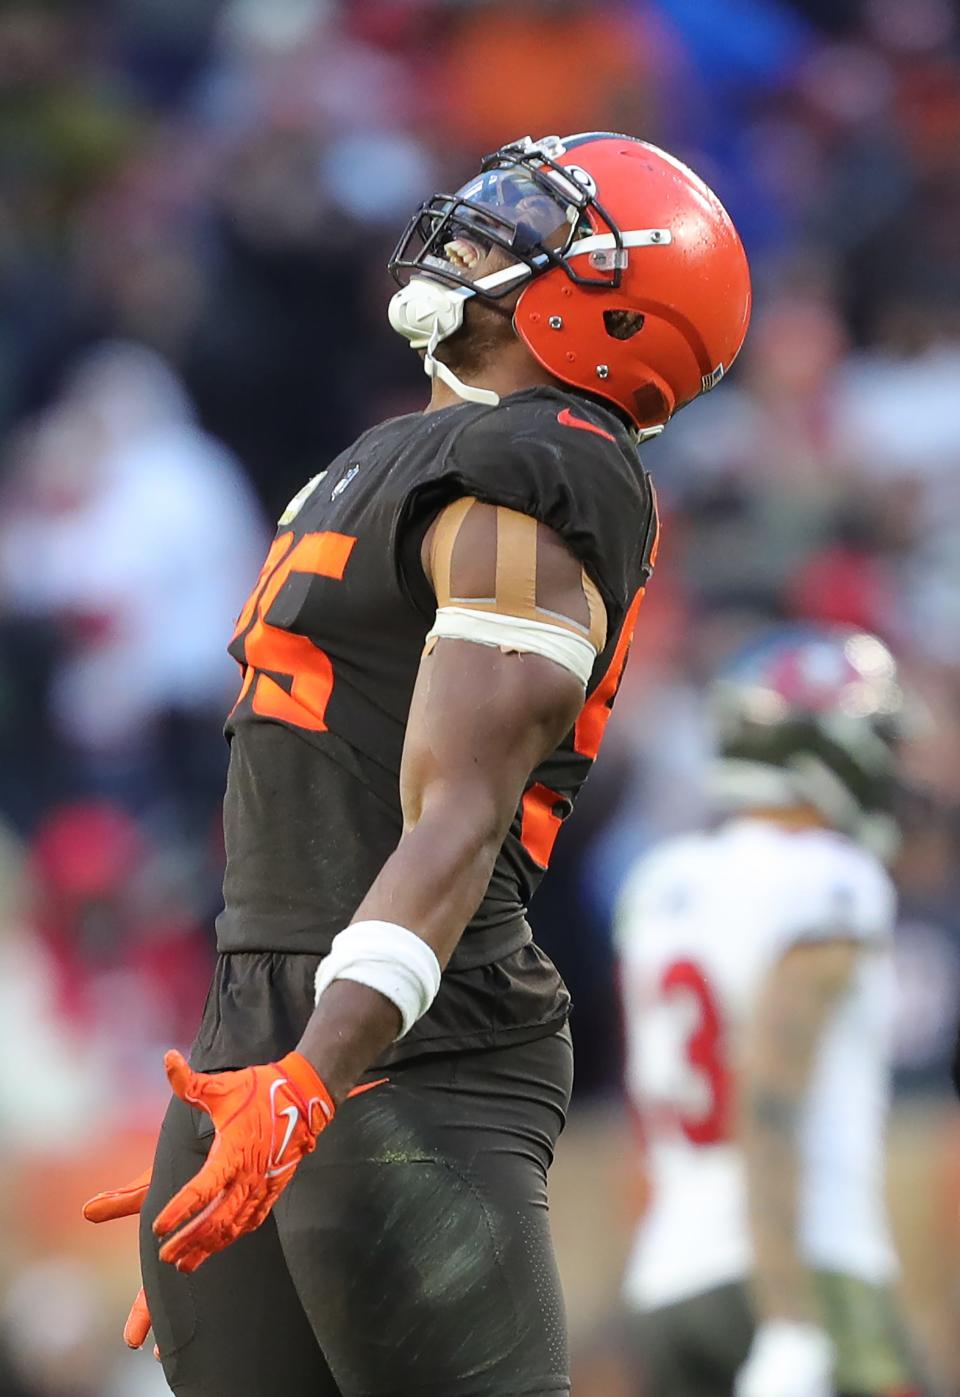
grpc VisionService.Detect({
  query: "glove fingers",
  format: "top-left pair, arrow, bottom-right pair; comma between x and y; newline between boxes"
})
159,1179 -> 252,1272
83,1166 -> 153,1223
123,1287 -> 152,1349
153,1155 -> 231,1241
231,1177 -> 283,1238
165,1050 -> 248,1121
157,1185 -> 232,1270
163,1049 -> 209,1106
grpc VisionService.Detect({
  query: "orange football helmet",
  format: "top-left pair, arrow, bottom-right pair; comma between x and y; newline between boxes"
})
389,132 -> 751,436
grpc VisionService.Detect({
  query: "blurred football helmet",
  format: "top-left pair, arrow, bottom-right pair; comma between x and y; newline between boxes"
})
708,624 -> 906,857
389,132 -> 751,434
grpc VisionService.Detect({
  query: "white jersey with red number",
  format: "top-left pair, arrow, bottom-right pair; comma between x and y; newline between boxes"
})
617,817 -> 898,1311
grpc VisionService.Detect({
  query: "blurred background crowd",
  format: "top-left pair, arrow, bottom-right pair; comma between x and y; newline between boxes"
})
1,0 -> 959,1392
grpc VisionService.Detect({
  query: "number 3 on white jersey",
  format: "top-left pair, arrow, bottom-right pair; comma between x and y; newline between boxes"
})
624,954 -> 731,1148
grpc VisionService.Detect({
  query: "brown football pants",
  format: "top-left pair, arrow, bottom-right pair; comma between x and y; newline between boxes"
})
140,1028 -> 573,1397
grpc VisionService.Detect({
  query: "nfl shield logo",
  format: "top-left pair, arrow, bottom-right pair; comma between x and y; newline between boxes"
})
331,465 -> 359,500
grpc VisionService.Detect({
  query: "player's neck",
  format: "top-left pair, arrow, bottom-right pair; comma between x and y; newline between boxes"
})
424,343 -> 557,413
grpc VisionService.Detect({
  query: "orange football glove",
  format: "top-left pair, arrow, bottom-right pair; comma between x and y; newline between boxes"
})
83,1167 -> 155,1352
152,1049 -> 336,1274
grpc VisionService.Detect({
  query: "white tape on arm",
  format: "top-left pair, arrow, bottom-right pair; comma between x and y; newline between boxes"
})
313,921 -> 442,1040
426,606 -> 597,686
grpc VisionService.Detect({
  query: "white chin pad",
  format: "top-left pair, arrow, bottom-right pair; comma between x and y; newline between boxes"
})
387,278 -> 472,349
387,265 -> 530,351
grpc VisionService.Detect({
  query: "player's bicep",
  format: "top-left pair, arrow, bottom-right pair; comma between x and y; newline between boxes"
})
422,496 -> 608,655
401,498 -> 595,833
401,637 -> 584,830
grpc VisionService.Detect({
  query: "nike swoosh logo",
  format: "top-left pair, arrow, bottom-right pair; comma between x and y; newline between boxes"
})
267,1077 -> 301,1174
273,1105 -> 299,1167
557,407 -> 616,443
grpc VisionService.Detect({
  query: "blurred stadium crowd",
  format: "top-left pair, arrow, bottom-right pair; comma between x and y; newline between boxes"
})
1,0 -> 959,1393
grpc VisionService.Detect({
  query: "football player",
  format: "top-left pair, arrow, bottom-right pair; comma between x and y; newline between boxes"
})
84,133 -> 750,1396
617,625 -> 930,1397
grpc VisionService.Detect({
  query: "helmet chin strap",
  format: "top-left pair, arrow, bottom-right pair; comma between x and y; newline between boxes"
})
388,265 -> 529,409
423,323 -> 500,407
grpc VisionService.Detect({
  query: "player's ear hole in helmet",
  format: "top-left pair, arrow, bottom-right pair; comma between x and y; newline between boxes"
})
604,310 -> 645,340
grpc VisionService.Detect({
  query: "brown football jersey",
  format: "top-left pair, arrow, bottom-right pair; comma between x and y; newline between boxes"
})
199,386 -> 657,1066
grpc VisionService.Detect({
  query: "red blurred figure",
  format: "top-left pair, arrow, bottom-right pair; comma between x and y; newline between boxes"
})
30,800 -> 209,1052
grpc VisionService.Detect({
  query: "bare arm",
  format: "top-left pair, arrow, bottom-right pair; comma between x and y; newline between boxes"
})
297,501 -> 593,1102
739,938 -> 859,1324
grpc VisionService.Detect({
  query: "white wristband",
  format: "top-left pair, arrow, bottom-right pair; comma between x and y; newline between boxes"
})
313,920 -> 442,1040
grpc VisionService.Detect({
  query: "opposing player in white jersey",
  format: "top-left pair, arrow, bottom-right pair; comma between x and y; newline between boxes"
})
616,625 -> 929,1397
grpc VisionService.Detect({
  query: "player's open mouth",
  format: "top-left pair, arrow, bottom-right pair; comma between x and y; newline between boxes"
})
442,235 -> 487,272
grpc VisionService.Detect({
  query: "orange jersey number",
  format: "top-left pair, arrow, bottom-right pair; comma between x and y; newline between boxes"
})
573,584 -> 646,762
518,581 -> 647,869
231,530 -> 357,732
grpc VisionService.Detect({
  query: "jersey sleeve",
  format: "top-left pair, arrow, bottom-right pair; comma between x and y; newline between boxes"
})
775,834 -> 897,950
398,393 -> 658,638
